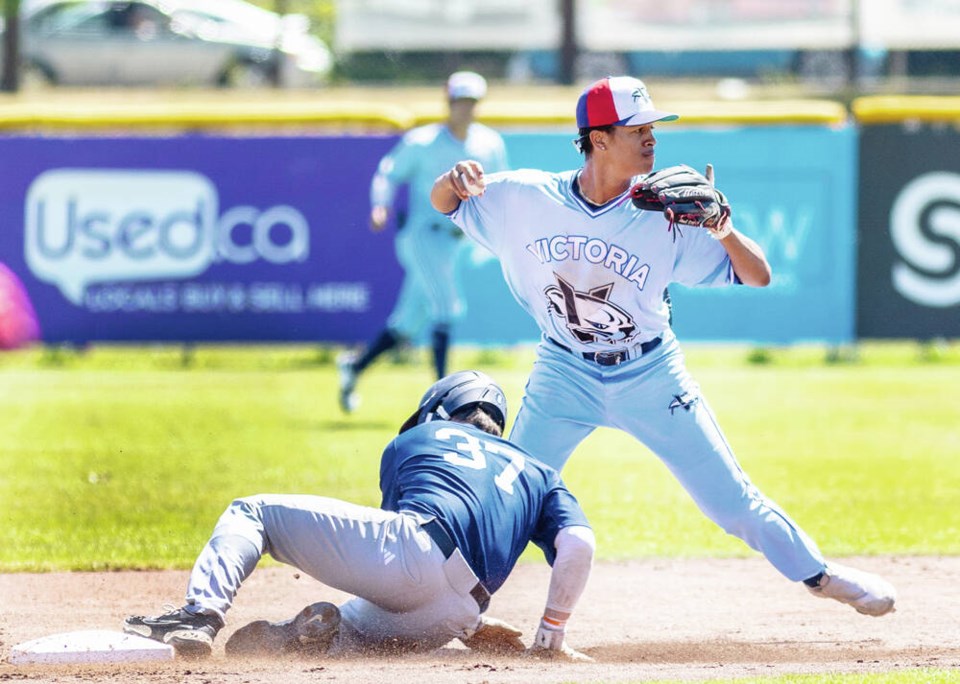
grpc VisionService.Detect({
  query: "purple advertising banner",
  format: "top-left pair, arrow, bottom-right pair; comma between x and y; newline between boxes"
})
0,135 -> 402,343
1,128 -> 857,346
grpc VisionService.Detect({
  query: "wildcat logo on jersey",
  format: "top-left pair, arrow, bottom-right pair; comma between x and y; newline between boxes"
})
544,273 -> 637,344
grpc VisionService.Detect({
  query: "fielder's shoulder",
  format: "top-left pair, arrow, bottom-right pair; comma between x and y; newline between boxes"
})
471,122 -> 506,142
403,123 -> 444,146
495,168 -> 562,184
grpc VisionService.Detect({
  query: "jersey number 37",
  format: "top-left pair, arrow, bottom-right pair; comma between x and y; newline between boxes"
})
436,427 -> 526,495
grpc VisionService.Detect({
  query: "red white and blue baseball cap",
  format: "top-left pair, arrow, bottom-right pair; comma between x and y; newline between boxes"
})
575,76 -> 678,128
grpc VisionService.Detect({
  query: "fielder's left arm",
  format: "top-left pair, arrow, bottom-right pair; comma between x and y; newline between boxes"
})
705,162 -> 770,288
717,227 -> 772,287
631,163 -> 771,287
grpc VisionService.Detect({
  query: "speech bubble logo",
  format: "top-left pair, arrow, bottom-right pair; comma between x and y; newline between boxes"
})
25,169 -> 218,305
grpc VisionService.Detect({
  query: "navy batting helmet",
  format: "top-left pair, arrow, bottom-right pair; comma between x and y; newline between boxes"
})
399,370 -> 507,434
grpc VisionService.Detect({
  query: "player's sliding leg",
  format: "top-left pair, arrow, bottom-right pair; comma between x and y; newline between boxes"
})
124,608 -> 223,658
225,602 -> 341,657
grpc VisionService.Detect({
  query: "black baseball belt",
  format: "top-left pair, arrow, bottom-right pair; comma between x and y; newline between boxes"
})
420,518 -> 491,612
548,335 -> 663,367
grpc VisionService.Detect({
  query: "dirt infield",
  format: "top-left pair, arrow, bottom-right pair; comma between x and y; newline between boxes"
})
2,556 -> 958,683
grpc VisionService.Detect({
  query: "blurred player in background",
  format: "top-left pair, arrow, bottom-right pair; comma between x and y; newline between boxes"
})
126,371 -> 594,661
337,71 -> 509,413
431,76 -> 896,619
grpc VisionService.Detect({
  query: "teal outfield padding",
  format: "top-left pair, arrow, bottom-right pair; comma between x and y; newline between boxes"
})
457,126 -> 857,345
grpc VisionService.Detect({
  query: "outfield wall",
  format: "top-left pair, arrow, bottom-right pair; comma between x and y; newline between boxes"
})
0,97 -> 957,345
854,97 -> 960,339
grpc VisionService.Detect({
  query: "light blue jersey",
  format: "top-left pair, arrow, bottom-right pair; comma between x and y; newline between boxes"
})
448,167 -> 827,584
372,124 -> 508,337
452,168 -> 734,355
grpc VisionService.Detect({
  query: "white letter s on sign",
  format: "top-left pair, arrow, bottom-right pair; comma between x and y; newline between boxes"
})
890,171 -> 960,307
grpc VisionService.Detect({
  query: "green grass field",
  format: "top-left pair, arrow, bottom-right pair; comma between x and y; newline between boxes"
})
1,341 -> 957,573
2,342 -> 958,684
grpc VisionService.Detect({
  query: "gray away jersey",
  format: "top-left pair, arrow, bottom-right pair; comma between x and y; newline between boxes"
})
450,168 -> 738,354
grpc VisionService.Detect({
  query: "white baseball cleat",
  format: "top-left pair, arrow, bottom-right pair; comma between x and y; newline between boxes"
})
806,562 -> 896,616
336,353 -> 360,414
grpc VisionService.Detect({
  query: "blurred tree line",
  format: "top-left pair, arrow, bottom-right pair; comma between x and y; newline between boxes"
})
249,0 -> 335,46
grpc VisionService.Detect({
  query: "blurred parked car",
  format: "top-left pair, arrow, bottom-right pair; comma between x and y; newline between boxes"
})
1,0 -> 333,87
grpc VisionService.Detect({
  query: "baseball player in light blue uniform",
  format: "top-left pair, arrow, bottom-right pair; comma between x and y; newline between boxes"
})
431,76 -> 896,618
125,371 -> 594,661
338,72 -> 509,413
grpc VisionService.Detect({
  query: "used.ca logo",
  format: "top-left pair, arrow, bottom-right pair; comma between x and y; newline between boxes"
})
24,169 -> 310,305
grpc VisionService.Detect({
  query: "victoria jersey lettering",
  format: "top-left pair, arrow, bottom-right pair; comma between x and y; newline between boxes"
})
380,422 -> 588,593
450,169 -> 738,353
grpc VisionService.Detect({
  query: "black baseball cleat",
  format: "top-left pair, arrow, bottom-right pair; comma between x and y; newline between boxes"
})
224,601 -> 341,658
124,606 -> 224,658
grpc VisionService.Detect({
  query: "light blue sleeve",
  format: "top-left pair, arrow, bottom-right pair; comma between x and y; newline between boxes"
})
369,133 -> 420,208
448,174 -> 510,255
672,228 -> 738,287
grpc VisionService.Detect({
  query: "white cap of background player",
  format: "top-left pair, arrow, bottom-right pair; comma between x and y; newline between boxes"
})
447,71 -> 487,100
